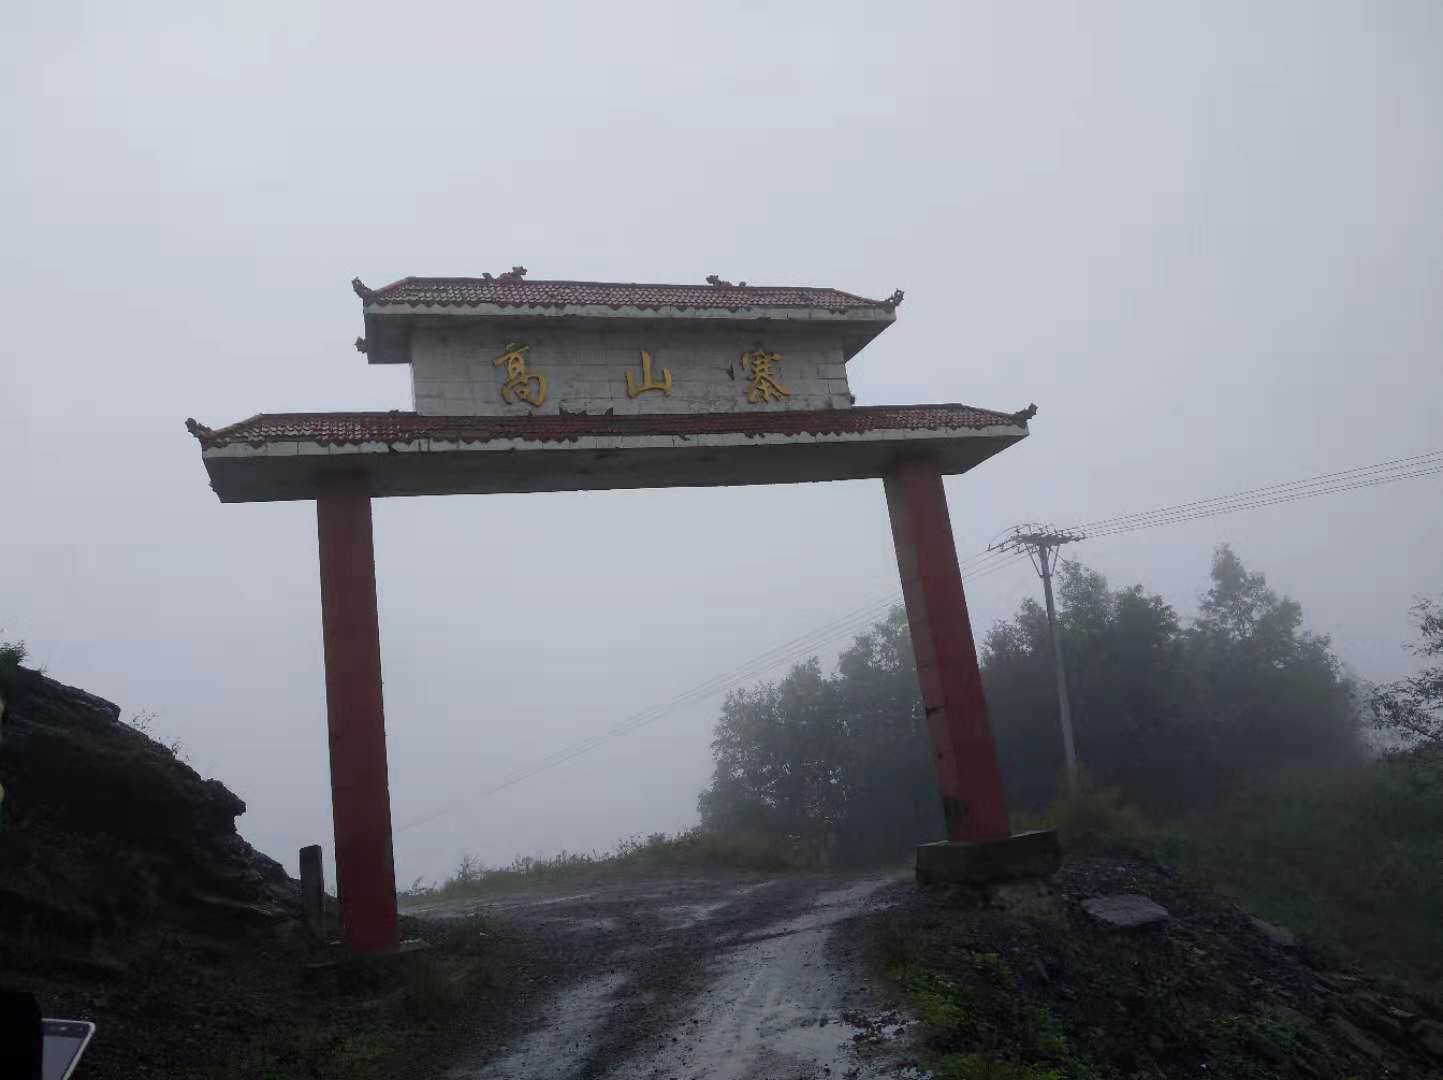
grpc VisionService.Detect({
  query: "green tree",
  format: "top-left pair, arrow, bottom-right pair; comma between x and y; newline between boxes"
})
1372,597 -> 1443,764
1181,545 -> 1362,805
700,546 -> 1365,860
980,597 -> 1063,810
698,659 -> 847,860
983,546 -> 1361,813
830,608 -> 942,860
982,564 -> 1187,811
698,612 -> 942,864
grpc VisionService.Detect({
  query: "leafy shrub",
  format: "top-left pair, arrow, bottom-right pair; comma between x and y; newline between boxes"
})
0,636 -> 25,689
614,829 -> 798,871
1015,771 -> 1160,856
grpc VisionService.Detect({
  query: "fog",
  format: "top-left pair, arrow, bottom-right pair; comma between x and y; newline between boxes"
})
3,2 -> 1440,887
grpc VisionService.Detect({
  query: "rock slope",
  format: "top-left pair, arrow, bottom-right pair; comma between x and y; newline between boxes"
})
0,665 -> 309,1077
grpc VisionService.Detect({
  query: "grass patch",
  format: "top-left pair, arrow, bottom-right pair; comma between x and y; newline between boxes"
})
1192,1001 -> 1348,1080
869,922 -> 1098,1079
402,829 -> 798,903
377,945 -> 503,1030
208,1024 -> 394,1080
201,916 -> 505,1080
1172,760 -> 1443,1004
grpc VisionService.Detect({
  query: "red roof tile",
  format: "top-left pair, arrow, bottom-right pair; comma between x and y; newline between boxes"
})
359,277 -> 901,314
186,404 -> 1027,451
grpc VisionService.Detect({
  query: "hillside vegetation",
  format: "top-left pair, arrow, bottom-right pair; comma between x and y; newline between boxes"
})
697,545 -> 1443,1002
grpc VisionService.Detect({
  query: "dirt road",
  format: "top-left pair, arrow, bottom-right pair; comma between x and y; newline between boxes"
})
406,870 -> 921,1080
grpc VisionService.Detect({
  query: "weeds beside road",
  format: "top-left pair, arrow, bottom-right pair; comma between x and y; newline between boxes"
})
400,829 -> 798,905
199,914 -> 508,1080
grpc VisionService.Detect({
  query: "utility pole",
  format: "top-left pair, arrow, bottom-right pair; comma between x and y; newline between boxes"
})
990,525 -> 1085,781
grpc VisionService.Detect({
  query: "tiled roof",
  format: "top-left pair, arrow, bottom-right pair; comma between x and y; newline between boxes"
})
358,277 -> 900,314
186,404 -> 1027,451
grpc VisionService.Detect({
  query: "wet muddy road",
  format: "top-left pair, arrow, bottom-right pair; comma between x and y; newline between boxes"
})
405,871 -> 921,1080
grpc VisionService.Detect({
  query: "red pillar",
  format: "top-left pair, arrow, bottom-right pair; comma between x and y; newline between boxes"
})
316,473 -> 399,952
885,455 -> 1011,842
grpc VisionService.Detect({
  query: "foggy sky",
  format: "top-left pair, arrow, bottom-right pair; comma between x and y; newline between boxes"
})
3,2 -> 1440,886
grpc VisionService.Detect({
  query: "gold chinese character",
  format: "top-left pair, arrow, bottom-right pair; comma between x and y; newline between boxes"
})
493,342 -> 547,406
625,349 -> 672,398
741,350 -> 790,404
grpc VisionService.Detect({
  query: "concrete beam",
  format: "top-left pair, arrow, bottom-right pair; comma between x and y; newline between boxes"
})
202,423 -> 1026,503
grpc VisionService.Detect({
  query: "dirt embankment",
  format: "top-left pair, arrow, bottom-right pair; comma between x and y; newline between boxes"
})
850,856 -> 1443,1079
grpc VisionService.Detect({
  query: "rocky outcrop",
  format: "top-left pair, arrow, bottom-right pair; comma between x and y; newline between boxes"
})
0,666 -> 303,958
0,667 -> 337,1078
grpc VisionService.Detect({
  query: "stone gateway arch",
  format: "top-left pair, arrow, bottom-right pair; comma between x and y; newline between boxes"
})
187,271 -> 1056,952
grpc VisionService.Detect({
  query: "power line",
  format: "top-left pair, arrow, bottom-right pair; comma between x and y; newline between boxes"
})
960,550 -> 1034,584
1072,450 -> 1443,532
398,446 -> 1443,828
1072,451 -> 1443,536
1080,463 -> 1443,539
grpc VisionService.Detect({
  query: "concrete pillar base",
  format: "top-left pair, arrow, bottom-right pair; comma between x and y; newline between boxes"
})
916,829 -> 1062,885
303,939 -> 433,974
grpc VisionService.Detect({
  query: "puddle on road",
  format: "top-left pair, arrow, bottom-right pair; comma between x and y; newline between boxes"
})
744,876 -> 902,940
658,900 -> 730,928
650,878 -> 780,930
443,971 -> 629,1080
540,914 -> 620,933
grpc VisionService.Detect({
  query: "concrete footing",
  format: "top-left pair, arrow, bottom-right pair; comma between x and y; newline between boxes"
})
916,829 -> 1062,885
303,938 -> 432,973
